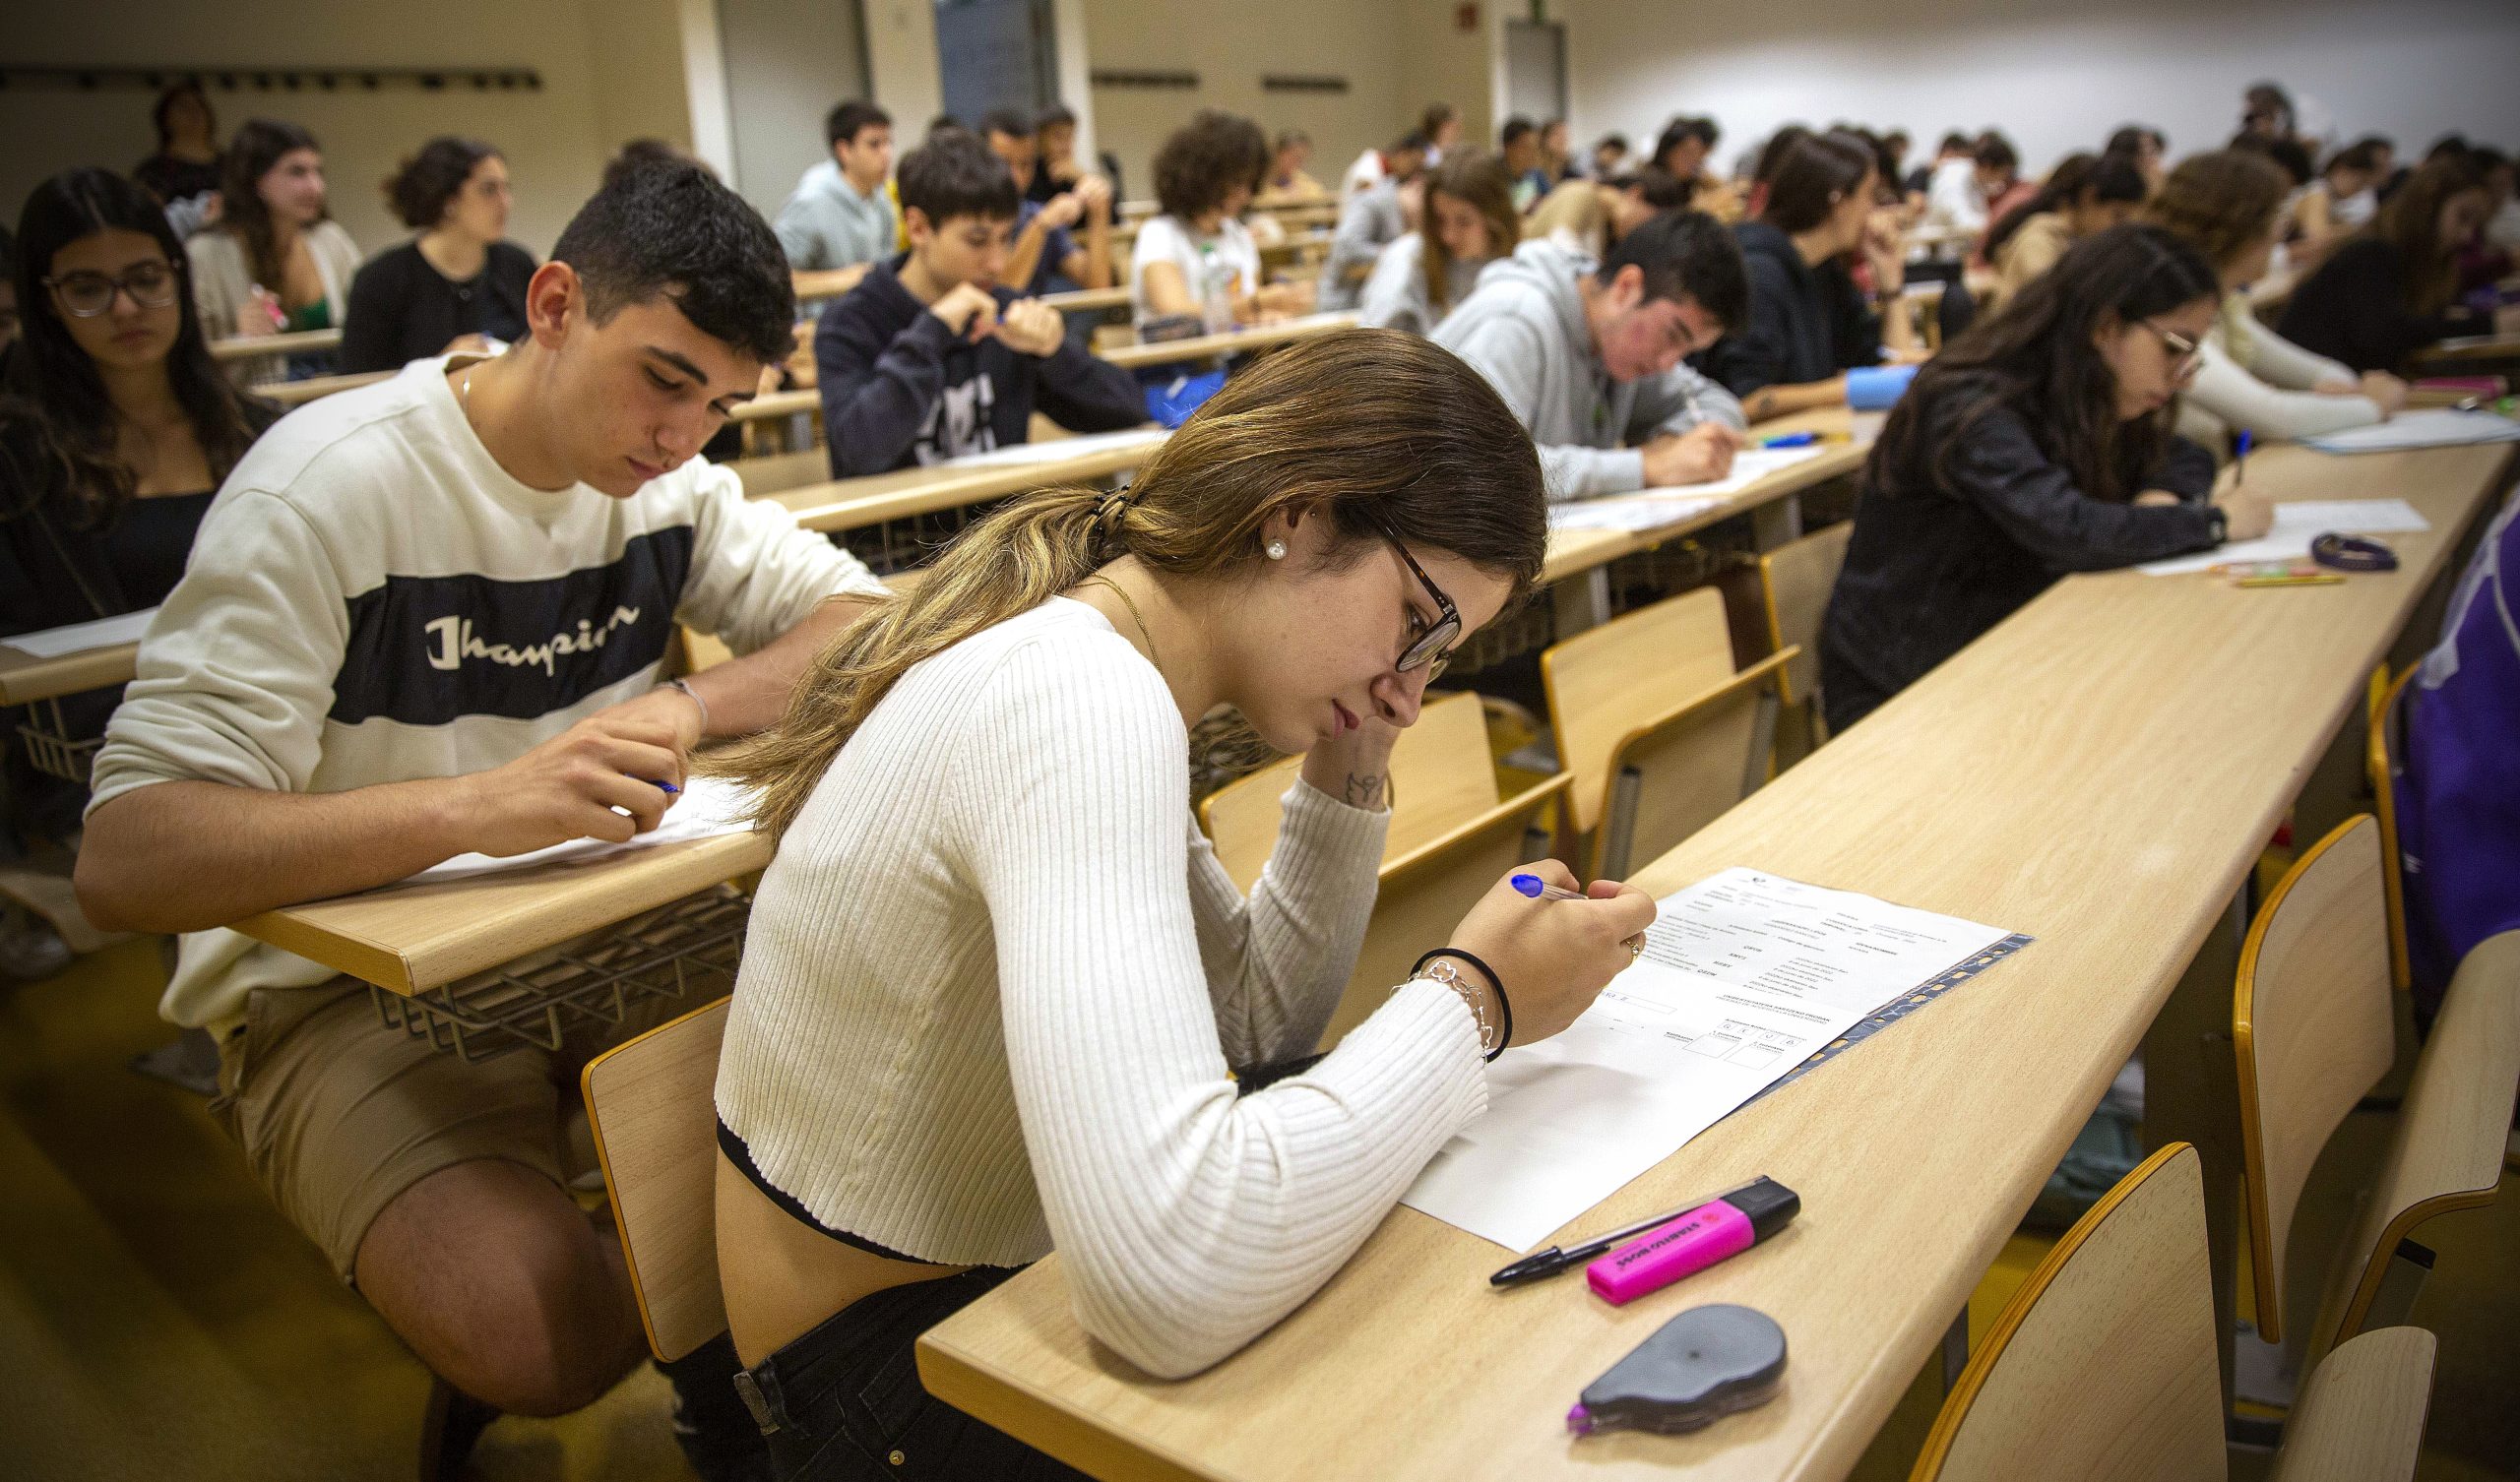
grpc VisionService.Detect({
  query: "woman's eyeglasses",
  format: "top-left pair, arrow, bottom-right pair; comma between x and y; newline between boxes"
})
2143,321 -> 2204,377
1361,514 -> 1461,677
45,261 -> 181,318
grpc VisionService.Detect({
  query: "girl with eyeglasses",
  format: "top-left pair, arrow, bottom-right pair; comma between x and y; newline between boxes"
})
707,329 -> 1654,1480
1819,224 -> 2274,732
1,168 -> 275,853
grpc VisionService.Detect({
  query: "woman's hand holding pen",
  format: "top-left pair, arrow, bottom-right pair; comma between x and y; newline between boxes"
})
1439,861 -> 1657,1048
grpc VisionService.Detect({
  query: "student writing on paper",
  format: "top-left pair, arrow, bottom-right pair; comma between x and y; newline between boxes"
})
1315,134 -> 1426,313
2,170 -> 279,843
186,118 -> 362,380
709,333 -> 1655,1476
1821,226 -> 2273,730
814,132 -> 1143,476
1129,111 -> 1308,332
1979,152 -> 2147,317
1434,210 -> 1749,501
73,162 -> 885,1478
339,137 -> 537,374
2278,154 -> 2515,373
2145,150 -> 2403,447
775,100 -> 899,282
978,110 -> 1114,295
1702,132 -> 1917,420
1357,149 -> 1517,337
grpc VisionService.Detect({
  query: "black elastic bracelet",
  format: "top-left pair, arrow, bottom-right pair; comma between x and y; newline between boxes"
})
1412,948 -> 1513,1062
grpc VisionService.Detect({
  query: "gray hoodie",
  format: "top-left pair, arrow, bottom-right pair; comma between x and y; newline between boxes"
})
1317,178 -> 1408,313
775,158 -> 900,272
1431,238 -> 1745,501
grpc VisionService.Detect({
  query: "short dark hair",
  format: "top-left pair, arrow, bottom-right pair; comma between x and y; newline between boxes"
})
1035,104 -> 1077,134
2326,140 -> 2385,176
1596,132 -> 1631,155
1500,117 -> 1537,149
1759,132 -> 1876,234
384,136 -> 500,229
1419,102 -> 1459,137
898,131 -> 1022,225
603,138 -> 702,192
825,100 -> 891,150
550,160 -> 795,364
151,81 -> 215,153
1390,130 -> 1430,158
978,108 -> 1033,143
1936,131 -> 1971,154
1153,110 -> 1269,219
1654,115 -> 1721,171
1600,209 -> 1747,328
2106,124 -> 2167,156
1973,133 -> 2019,173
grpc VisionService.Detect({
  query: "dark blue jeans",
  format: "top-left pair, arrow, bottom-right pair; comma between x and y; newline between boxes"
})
733,1267 -> 1091,1482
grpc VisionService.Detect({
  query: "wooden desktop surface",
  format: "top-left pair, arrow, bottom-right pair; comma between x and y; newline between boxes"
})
772,435 -> 1168,533
1099,314 -> 1357,370
1536,411 -> 1868,586
916,437 -> 2516,1481
0,642 -> 143,708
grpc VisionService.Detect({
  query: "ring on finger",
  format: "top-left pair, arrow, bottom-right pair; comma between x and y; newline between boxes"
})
1623,934 -> 1647,958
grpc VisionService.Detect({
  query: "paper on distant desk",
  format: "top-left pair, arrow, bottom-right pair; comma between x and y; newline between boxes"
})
2137,499 -> 2429,576
1401,867 -> 2017,1251
2302,408 -> 2520,454
939,427 -> 1167,469
1544,446 -> 1828,533
3,607 -> 158,658
400,774 -> 756,886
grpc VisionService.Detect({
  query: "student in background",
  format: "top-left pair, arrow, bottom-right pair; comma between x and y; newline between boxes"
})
2240,83 -> 2298,145
2290,140 -> 2386,272
76,160 -> 885,1482
1434,210 -> 1750,500
1030,105 -> 1122,225
815,132 -> 1142,477
1262,131 -> 1327,202
2,169 -> 277,845
2145,150 -> 2399,447
1704,132 -> 1916,419
1969,134 -> 2032,249
339,138 -> 536,375
1922,131 -> 1988,234
1316,136 -> 1425,313
134,82 -> 224,239
1420,101 -> 1465,165
1541,120 -> 1578,185
2103,125 -> 2168,194
603,138 -> 708,191
1654,115 -> 1736,217
1358,149 -> 1518,336
1879,130 -> 1913,196
2455,147 -> 2513,288
1909,132 -> 1970,199
1499,117 -> 1548,212
1342,126 -> 1429,197
776,100 -> 898,281
186,119 -> 361,351
980,109 -> 1114,294
2278,154 -> 2513,374
1592,133 -> 1633,179
1820,226 -> 2271,730
711,332 -> 1655,1476
1131,111 -> 1306,331
1980,152 -> 2148,314
1522,165 -> 1689,259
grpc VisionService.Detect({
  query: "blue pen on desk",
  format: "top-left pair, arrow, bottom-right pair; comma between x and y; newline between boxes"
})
1760,431 -> 1816,449
2234,428 -> 2253,486
1510,872 -> 1587,902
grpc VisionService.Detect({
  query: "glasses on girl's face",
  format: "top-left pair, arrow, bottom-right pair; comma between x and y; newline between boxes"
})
46,261 -> 180,318
2143,321 -> 2204,378
1363,518 -> 1462,678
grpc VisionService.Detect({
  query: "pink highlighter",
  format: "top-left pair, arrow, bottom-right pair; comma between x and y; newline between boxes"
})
1585,1177 -> 1801,1306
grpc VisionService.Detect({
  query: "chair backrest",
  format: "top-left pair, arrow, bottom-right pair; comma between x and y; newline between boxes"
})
1543,587 -> 1738,835
582,996 -> 732,1362
1760,522 -> 1854,711
1910,1144 -> 2227,1482
2266,1326 -> 2435,1482
2234,814 -> 2396,1345
727,447 -> 831,499
1199,691 -> 1499,893
2364,664 -> 2417,991
1589,648 -> 1796,879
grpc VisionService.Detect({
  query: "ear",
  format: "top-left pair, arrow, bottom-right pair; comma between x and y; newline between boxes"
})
1260,501 -> 1325,558
523,260 -> 579,347
2089,308 -> 2126,356
903,206 -> 935,248
1607,262 -> 1648,311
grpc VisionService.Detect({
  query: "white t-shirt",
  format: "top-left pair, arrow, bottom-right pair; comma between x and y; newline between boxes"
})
1127,215 -> 1262,329
1340,148 -> 1387,197
90,355 -> 884,1029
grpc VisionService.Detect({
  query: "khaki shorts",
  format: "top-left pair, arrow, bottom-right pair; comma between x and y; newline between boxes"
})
210,961 -> 725,1285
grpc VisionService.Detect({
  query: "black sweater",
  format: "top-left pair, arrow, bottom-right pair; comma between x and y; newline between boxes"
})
339,240 -> 536,374
1820,380 -> 2221,730
813,256 -> 1145,476
2276,236 -> 2480,375
1701,220 -> 1882,398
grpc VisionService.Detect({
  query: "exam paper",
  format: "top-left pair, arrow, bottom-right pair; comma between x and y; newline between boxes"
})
2136,499 -> 2430,576
937,427 -> 1167,469
2,607 -> 158,659
400,774 -> 757,886
1401,867 -> 2021,1252
1543,447 -> 1829,534
2303,408 -> 2520,454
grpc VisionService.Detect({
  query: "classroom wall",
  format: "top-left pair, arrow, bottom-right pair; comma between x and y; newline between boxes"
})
717,0 -> 872,225
861,0 -> 947,144
1552,0 -> 2520,181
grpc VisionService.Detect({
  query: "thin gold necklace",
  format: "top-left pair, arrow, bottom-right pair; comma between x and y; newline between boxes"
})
1082,575 -> 1163,676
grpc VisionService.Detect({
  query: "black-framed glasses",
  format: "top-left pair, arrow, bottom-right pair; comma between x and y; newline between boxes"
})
45,261 -> 182,318
2143,320 -> 2203,377
1364,515 -> 1461,677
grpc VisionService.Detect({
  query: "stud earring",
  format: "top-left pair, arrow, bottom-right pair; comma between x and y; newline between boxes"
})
1265,539 -> 1288,560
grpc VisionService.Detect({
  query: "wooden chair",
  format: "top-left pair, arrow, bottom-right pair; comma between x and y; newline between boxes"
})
1198,692 -> 1571,1045
582,996 -> 732,1361
1758,521 -> 1854,766
2236,815 -> 2520,1358
1540,587 -> 1796,880
1911,1143 -> 2434,1482
727,447 -> 830,499
2364,664 -> 2417,991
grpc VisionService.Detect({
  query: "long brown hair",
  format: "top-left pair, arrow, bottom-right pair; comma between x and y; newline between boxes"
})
1421,150 -> 1518,316
715,330 -> 1548,842
2365,154 -> 2488,316
220,118 -> 326,291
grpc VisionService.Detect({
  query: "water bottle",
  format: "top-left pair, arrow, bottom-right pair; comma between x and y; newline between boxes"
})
1197,242 -> 1235,335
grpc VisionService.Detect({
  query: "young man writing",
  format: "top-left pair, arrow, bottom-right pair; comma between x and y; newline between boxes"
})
77,160 -> 887,1478
776,98 -> 898,282
816,131 -> 1143,476
980,108 -> 1113,294
1433,210 -> 1752,501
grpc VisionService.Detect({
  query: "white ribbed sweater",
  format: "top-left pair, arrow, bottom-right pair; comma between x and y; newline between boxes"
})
716,598 -> 1489,1378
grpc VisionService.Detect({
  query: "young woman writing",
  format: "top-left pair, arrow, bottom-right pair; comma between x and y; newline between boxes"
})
1357,149 -> 1519,336
185,118 -> 361,360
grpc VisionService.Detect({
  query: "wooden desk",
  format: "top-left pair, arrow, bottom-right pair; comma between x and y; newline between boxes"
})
727,387 -> 823,424
2412,333 -> 2520,372
792,268 -> 864,303
0,641 -> 140,708
255,369 -> 393,407
212,327 -> 343,363
1099,314 -> 1357,371
918,437 -> 2514,1481
1041,285 -> 1131,315
773,432 -> 1166,533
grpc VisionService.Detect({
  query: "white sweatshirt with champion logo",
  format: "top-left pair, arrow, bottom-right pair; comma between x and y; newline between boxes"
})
88,354 -> 884,1031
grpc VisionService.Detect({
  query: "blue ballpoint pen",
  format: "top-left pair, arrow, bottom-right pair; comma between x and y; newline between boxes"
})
1510,872 -> 1587,902
2234,429 -> 2253,486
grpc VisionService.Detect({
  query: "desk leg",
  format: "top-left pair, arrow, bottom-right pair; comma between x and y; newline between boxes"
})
2289,711 -> 2366,853
1751,490 -> 1804,551
2143,890 -> 2248,1415
1553,567 -> 1612,637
